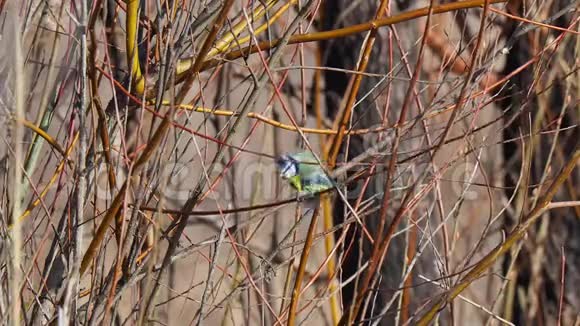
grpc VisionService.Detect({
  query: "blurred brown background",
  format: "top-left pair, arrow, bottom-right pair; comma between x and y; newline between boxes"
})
0,0 -> 578,325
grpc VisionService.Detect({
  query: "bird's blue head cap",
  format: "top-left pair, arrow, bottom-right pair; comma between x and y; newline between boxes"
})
276,154 -> 299,179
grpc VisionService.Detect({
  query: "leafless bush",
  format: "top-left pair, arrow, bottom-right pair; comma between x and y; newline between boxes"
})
0,0 -> 577,325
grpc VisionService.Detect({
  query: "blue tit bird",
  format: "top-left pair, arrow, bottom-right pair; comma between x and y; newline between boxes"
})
276,151 -> 334,195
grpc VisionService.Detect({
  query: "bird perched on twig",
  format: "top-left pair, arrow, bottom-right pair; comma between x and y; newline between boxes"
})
275,133 -> 395,197
276,151 -> 334,196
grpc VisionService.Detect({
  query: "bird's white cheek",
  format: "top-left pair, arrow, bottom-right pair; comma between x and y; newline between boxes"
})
283,166 -> 298,179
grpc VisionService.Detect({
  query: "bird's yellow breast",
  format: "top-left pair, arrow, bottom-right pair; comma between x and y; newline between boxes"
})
288,175 -> 302,192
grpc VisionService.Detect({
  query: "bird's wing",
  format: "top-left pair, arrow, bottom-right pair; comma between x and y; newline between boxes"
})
301,173 -> 334,194
291,152 -> 323,178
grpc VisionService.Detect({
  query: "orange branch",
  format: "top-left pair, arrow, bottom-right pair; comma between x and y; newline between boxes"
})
199,0 -> 508,71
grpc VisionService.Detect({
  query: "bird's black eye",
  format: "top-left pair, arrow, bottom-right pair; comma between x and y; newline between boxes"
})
276,155 -> 299,179
277,156 -> 286,166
